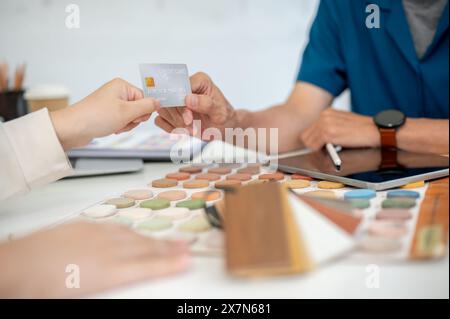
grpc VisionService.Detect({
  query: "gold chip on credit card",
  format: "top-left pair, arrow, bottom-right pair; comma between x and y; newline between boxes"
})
145,77 -> 155,88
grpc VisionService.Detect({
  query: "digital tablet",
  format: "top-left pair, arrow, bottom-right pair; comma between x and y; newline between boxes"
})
68,131 -> 205,162
277,148 -> 449,190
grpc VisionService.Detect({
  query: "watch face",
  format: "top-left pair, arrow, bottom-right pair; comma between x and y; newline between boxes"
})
374,110 -> 406,128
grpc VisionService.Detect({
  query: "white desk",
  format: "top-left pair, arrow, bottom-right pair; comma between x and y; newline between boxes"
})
0,163 -> 448,299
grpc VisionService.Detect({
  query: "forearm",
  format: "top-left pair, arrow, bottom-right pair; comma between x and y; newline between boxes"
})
397,118 -> 449,154
236,104 -> 315,153
234,82 -> 332,153
50,106 -> 90,151
0,109 -> 72,200
0,244 -> 26,298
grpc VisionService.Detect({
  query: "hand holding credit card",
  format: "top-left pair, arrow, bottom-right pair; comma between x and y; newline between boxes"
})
139,64 -> 191,107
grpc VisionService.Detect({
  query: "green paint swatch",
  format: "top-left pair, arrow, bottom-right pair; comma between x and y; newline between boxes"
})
382,198 -> 416,209
111,216 -> 134,226
178,216 -> 211,232
348,199 -> 371,209
176,199 -> 206,210
137,217 -> 172,232
140,199 -> 170,210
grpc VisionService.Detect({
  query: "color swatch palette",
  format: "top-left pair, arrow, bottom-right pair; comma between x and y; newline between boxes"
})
70,162 -> 447,261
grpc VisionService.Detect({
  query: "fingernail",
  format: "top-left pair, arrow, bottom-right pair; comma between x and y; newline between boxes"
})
182,111 -> 193,125
187,95 -> 198,109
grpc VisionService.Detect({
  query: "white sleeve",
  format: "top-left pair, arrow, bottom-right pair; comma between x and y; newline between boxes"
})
0,108 -> 73,200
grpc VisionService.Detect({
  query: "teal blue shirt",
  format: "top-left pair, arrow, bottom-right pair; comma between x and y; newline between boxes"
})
297,0 -> 449,119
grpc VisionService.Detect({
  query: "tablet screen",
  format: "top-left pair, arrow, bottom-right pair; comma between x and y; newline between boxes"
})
278,148 -> 449,184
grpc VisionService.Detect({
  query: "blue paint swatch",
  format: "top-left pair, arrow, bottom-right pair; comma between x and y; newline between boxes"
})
387,190 -> 420,199
344,189 -> 376,200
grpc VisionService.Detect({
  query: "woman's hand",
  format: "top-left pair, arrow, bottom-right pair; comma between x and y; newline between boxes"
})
0,221 -> 190,298
50,78 -> 160,150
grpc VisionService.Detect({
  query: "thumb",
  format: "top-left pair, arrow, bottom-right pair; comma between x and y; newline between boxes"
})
186,94 -> 215,115
124,98 -> 160,121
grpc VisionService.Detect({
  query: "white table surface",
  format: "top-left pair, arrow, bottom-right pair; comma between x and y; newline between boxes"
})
0,162 -> 448,299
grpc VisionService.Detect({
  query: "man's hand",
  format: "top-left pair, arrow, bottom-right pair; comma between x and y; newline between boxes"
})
155,72 -> 237,139
300,108 -> 379,150
0,221 -> 189,298
50,78 -> 160,150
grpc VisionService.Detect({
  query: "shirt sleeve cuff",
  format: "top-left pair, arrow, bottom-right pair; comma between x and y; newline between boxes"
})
4,108 -> 73,190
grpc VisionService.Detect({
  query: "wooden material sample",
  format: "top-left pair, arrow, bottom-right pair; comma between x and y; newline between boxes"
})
410,178 -> 449,259
224,182 -> 313,277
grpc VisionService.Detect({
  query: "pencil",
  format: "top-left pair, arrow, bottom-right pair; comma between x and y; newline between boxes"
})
0,62 -> 8,92
14,63 -> 26,91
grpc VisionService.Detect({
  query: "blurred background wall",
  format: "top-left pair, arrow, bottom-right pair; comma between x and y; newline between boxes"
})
0,0 -> 349,130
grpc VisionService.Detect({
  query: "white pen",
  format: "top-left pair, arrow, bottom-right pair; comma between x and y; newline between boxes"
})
325,143 -> 342,169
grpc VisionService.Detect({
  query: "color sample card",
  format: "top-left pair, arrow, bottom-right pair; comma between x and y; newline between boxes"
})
139,63 -> 191,107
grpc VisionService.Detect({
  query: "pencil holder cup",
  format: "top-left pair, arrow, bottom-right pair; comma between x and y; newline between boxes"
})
0,90 -> 28,122
24,85 -> 69,113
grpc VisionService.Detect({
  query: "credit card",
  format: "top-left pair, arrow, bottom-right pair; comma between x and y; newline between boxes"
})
139,63 -> 191,107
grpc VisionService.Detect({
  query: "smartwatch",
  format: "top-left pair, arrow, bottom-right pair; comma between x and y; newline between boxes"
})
373,110 -> 406,149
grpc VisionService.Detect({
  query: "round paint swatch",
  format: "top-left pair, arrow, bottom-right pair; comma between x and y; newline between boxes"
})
109,216 -> 134,226
284,180 -> 310,189
382,198 -> 416,209
176,199 -> 206,210
387,190 -> 420,199
348,199 -> 371,209
376,209 -> 413,221
83,204 -> 117,218
317,181 -> 345,189
183,180 -> 209,189
247,179 -> 268,185
401,181 -> 425,189
105,197 -> 135,209
151,178 -> 178,188
191,190 -> 222,201
218,163 -> 242,169
208,167 -> 232,175
118,208 -> 152,220
123,189 -> 153,200
137,217 -> 172,232
166,172 -> 190,181
178,215 -> 212,233
237,166 -> 260,175
215,180 -> 242,189
291,174 -> 313,181
157,190 -> 187,201
179,166 -> 203,174
303,190 -> 337,199
259,172 -> 284,181
359,235 -> 402,253
226,173 -> 252,182
140,199 -> 171,210
195,173 -> 221,181
344,189 -> 376,200
156,207 -> 191,220
368,221 -> 408,238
